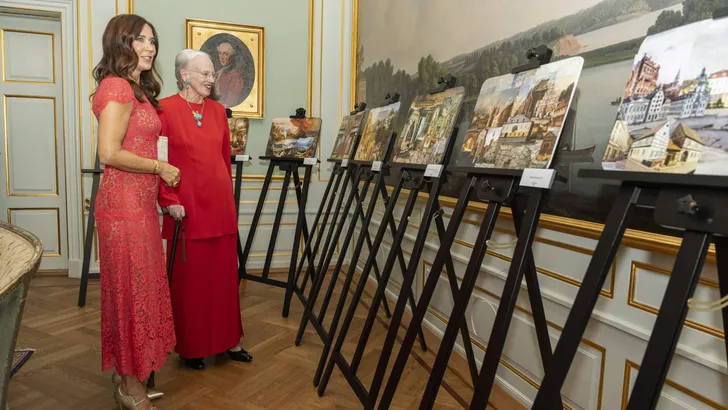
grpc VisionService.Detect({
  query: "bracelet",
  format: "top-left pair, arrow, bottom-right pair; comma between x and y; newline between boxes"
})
152,160 -> 159,174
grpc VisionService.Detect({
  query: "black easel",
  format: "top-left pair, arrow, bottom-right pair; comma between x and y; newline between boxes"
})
530,171 -> 727,409
291,103 -> 368,300
375,47 -> 566,410
77,153 -> 103,308
316,81 -> 469,407
295,95 -> 428,385
238,108 -> 317,318
227,108 -> 251,270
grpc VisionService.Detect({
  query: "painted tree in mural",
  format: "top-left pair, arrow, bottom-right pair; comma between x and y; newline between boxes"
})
649,0 -> 728,34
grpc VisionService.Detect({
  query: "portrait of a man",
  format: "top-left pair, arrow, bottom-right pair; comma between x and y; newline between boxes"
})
187,19 -> 264,118
214,42 -> 246,107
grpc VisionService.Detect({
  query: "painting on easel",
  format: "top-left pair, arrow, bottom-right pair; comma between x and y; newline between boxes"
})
265,117 -> 322,159
602,19 -> 728,176
330,112 -> 366,160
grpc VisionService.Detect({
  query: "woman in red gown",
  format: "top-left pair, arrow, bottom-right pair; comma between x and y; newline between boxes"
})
158,49 -> 252,370
92,14 -> 179,410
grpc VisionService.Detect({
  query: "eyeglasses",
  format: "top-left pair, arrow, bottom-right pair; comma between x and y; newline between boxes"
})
188,69 -> 219,80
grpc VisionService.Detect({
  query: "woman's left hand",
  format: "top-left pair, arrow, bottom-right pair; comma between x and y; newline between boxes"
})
167,204 -> 186,221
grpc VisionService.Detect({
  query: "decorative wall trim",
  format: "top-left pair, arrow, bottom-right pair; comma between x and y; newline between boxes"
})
628,260 -> 723,339
621,359 -> 727,410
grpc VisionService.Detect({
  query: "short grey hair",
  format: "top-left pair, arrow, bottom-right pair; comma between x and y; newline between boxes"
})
174,49 -> 212,91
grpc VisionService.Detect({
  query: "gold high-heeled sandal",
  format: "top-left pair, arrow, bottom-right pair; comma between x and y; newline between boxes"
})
112,372 -> 164,400
114,387 -> 156,409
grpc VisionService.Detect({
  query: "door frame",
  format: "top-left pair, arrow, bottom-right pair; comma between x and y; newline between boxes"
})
0,0 -> 81,276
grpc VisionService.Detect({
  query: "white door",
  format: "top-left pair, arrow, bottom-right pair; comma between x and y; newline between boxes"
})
0,13 -> 66,271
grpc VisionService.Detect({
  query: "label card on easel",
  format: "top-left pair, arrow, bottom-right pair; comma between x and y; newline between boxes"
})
520,168 -> 555,189
372,161 -> 383,172
157,136 -> 168,162
235,155 -> 251,162
424,164 -> 443,178
341,159 -> 349,168
304,157 -> 317,166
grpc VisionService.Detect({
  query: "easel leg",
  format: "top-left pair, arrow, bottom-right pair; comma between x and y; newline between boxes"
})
262,170 -> 291,281
532,184 -> 641,408
314,175 -> 383,387
626,231 -> 711,410
376,177 -> 476,410
468,189 -> 545,408
433,201 -> 479,384
283,166 -> 313,317
317,174 -> 407,396
715,236 -> 728,362
349,184 -> 424,375
367,195 -> 475,402
292,169 -> 316,283
308,169 -> 351,296
293,166 -> 340,291
234,162 -> 245,281
419,201 -> 502,410
295,171 -> 369,345
78,168 -> 102,307
508,194 -> 563,409
378,182 -> 425,346
240,163 -> 275,278
328,173 -> 394,323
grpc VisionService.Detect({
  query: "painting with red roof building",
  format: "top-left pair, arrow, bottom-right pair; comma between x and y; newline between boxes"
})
602,18 -> 728,176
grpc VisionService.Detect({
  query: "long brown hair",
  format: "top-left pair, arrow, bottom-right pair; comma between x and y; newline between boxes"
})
91,14 -> 162,108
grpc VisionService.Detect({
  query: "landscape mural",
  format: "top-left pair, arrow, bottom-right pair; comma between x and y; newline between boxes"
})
458,58 -> 584,169
265,117 -> 322,159
355,0 -> 728,233
602,19 -> 728,175
330,112 -> 366,160
354,102 -> 401,162
392,87 -> 465,165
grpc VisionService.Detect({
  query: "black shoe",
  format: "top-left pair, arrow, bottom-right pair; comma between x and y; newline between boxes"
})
221,348 -> 252,362
182,357 -> 205,370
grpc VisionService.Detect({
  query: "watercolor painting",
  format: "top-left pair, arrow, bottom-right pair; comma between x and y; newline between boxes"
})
265,117 -> 322,159
602,19 -> 728,175
457,58 -> 584,169
392,87 -> 465,164
330,112 -> 366,160
228,117 -> 249,156
354,102 -> 402,162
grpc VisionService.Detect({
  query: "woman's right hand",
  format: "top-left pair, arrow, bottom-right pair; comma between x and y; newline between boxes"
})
158,162 -> 181,187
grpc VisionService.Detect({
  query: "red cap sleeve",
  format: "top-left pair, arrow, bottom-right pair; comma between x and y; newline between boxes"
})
92,76 -> 135,117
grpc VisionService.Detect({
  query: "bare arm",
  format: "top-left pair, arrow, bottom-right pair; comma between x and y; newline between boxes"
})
97,100 -> 157,173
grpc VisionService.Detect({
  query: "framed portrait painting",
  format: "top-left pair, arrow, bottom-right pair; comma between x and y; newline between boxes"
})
186,18 -> 264,118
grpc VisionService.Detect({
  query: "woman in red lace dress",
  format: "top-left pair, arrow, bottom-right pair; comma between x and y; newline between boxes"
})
91,14 -> 179,410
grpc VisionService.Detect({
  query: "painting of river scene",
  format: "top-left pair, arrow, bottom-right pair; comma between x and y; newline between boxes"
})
355,0 -> 728,233
602,19 -> 728,175
265,117 -> 322,159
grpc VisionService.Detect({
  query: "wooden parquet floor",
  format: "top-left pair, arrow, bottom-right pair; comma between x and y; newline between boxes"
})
9,270 -> 525,410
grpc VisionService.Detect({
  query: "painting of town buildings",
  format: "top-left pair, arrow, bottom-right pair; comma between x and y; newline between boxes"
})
228,117 -> 249,156
458,58 -> 583,169
264,117 -> 322,159
330,112 -> 366,160
602,19 -> 728,175
392,87 -> 465,165
353,102 -> 401,162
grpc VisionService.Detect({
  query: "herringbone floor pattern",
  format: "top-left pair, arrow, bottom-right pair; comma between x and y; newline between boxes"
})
8,270 -> 524,409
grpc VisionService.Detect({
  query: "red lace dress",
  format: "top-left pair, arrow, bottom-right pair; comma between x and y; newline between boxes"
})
92,76 -> 176,380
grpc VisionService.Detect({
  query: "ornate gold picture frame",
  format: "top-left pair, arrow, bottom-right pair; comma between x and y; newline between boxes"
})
186,18 -> 264,118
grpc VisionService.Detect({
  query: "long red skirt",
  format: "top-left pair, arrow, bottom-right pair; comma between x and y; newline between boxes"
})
167,233 -> 243,358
